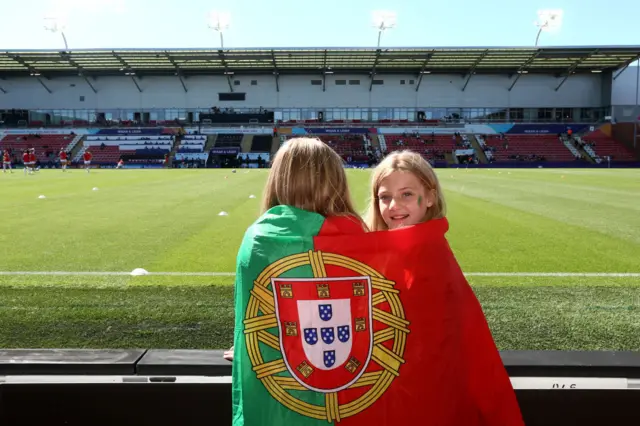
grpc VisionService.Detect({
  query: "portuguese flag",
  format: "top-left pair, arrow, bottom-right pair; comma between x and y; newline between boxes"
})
232,205 -> 523,426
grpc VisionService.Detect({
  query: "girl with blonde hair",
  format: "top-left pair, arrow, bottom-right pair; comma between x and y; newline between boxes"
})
224,137 -> 365,362
366,150 -> 446,231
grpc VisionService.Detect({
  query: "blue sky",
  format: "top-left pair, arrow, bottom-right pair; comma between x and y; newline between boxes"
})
1,0 -> 638,50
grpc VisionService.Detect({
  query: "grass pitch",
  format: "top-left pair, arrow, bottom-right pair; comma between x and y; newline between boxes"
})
0,167 -> 639,351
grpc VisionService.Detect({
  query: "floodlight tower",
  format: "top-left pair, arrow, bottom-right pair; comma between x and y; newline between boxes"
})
44,15 -> 69,50
372,10 -> 397,48
208,11 -> 231,49
534,9 -> 563,47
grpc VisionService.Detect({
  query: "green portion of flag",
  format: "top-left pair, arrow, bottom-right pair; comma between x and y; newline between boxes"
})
232,206 -> 328,426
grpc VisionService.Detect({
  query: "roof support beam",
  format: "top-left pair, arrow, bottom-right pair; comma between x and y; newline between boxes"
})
555,49 -> 599,92
36,77 -> 52,94
165,52 -> 187,92
613,54 -> 640,80
178,74 -> 188,93
82,75 -> 98,94
415,52 -> 433,92
322,49 -> 328,92
272,50 -> 279,92
217,50 -> 234,92
369,49 -> 382,92
131,76 -> 142,93
462,49 -> 489,92
226,74 -> 234,92
62,52 -> 86,77
508,50 -> 540,91
0,85 -> 7,94
112,52 -> 131,70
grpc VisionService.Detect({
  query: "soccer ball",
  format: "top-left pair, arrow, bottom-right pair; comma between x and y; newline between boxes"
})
232,169 -> 237,173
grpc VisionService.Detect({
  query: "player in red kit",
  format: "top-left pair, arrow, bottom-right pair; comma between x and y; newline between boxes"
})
83,150 -> 93,173
59,149 -> 69,172
2,150 -> 12,173
22,150 -> 31,175
29,149 -> 38,173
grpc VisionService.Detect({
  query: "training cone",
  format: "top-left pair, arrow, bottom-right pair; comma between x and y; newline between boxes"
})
130,268 -> 149,276
218,211 -> 229,216
38,195 -> 46,199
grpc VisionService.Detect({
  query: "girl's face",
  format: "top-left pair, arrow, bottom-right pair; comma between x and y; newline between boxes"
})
377,170 -> 433,230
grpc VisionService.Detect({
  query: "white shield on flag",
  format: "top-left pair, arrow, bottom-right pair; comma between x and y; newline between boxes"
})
297,299 -> 352,370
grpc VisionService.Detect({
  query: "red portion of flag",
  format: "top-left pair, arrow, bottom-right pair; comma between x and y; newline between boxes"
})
313,217 -> 524,426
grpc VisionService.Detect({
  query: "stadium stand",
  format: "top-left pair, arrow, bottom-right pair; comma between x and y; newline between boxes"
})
580,130 -> 636,161
83,135 -> 173,164
0,133 -> 80,164
215,134 -> 243,148
178,135 -> 206,153
384,133 -> 458,162
310,134 -> 369,162
250,135 -> 272,152
482,134 -> 576,162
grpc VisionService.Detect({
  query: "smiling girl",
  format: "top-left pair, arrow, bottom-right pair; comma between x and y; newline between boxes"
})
366,150 -> 446,231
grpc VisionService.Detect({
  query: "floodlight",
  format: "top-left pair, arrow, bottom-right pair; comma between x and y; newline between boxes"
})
371,10 -> 397,48
44,15 -> 69,50
534,9 -> 563,46
372,10 -> 397,30
208,11 -> 231,49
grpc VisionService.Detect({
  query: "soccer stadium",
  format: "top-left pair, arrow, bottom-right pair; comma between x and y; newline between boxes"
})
0,5 -> 639,425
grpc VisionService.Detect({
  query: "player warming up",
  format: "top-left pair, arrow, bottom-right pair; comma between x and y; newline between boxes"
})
22,150 -> 31,175
2,150 -> 12,173
59,149 -> 69,172
29,149 -> 39,173
83,150 -> 93,173
116,158 -> 124,169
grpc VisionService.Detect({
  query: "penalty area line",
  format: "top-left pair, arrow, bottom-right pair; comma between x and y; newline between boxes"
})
0,272 -> 638,278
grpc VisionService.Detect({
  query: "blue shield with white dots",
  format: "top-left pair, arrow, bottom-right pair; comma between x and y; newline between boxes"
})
321,327 -> 335,344
304,328 -> 318,345
323,350 -> 336,368
337,325 -> 350,343
319,304 -> 332,321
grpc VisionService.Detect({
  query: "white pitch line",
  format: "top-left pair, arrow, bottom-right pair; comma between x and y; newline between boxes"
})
0,271 -> 639,278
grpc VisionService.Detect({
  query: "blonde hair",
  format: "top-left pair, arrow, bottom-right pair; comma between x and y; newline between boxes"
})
366,150 -> 446,231
261,137 -> 362,220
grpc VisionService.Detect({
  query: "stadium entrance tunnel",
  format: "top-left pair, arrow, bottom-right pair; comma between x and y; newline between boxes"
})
1,349 -> 639,425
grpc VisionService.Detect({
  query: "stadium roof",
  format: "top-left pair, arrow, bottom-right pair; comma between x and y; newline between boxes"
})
1,46 -> 639,78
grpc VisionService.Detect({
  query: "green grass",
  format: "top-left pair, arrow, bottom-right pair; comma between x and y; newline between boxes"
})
0,168 -> 639,350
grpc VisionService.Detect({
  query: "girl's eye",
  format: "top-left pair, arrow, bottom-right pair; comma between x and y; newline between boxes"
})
402,192 -> 413,198
379,195 -> 391,202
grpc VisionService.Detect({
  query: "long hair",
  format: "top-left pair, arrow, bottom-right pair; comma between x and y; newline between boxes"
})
261,137 -> 363,221
366,150 -> 446,231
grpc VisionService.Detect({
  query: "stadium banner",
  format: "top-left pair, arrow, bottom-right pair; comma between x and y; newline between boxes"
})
97,128 -> 165,135
378,124 -> 497,134
1,128 -> 97,135
238,152 -> 270,161
455,149 -> 475,156
191,127 -> 271,135
211,147 -> 241,155
505,124 -> 590,134
297,128 -> 372,134
175,153 -> 209,161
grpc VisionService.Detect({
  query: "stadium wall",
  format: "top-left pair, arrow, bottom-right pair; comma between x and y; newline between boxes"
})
611,65 -> 640,122
0,73 -> 608,110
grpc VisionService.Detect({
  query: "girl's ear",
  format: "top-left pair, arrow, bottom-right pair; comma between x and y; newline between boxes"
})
425,189 -> 436,208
